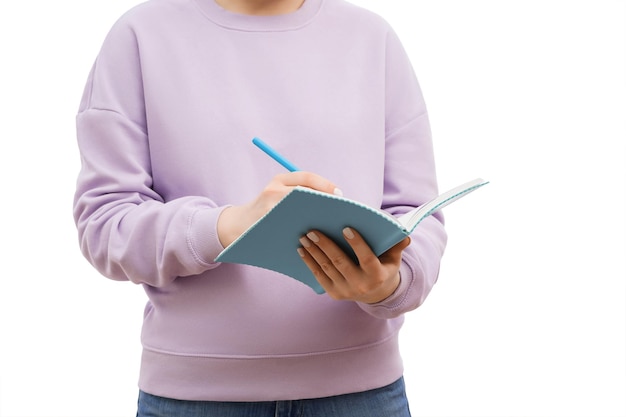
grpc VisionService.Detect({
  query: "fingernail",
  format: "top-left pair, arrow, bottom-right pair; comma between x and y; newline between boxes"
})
333,188 -> 343,196
343,227 -> 354,239
299,237 -> 311,248
306,232 -> 319,243
297,248 -> 305,257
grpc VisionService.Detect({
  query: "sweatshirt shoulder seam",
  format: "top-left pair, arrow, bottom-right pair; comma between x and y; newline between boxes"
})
385,111 -> 428,139
77,107 -> 147,133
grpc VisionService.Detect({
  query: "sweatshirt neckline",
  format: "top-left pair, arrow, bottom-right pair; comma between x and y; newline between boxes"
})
194,0 -> 324,32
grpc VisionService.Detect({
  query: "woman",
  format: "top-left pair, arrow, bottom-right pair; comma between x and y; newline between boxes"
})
73,0 -> 447,415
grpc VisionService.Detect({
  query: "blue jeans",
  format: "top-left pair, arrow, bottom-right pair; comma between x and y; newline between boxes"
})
137,377 -> 411,417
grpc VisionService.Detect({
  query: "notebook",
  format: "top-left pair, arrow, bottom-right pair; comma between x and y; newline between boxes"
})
216,178 -> 488,294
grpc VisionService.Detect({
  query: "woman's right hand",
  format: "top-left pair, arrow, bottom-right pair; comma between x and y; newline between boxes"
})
217,172 -> 342,248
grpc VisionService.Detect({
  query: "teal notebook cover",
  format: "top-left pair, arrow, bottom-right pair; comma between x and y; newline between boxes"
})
215,178 -> 488,294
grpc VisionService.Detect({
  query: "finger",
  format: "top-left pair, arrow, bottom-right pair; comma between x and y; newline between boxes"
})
301,231 -> 359,283
275,172 -> 342,196
297,235 -> 337,291
378,236 -> 411,265
341,227 -> 381,271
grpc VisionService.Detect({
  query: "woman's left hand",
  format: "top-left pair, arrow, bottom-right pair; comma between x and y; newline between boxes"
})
297,227 -> 411,304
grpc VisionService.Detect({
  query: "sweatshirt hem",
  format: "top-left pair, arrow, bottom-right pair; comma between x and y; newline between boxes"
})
141,325 -> 398,359
138,333 -> 404,401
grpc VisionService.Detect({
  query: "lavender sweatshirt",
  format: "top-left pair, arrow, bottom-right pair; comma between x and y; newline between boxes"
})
74,0 -> 447,401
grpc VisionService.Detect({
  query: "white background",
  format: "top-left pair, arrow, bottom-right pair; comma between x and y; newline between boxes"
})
0,1 -> 624,416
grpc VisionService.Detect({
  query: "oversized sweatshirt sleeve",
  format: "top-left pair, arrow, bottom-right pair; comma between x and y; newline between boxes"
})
73,16 -> 224,287
357,28 -> 448,319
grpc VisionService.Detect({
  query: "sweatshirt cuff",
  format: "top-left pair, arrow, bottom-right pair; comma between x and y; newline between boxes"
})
356,260 -> 423,319
187,206 -> 230,267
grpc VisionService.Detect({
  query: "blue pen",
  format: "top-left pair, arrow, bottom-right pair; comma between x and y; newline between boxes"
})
252,137 -> 300,172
